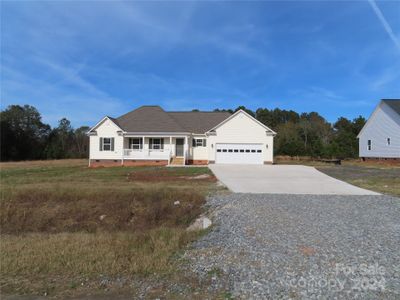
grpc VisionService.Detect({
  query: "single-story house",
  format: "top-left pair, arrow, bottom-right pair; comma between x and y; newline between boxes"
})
88,105 -> 276,166
357,99 -> 400,161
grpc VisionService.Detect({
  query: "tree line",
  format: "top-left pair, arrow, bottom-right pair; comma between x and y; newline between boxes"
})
214,106 -> 365,159
0,104 -> 365,161
1,105 -> 89,161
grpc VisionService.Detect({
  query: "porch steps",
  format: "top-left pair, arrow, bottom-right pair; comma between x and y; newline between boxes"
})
170,157 -> 185,165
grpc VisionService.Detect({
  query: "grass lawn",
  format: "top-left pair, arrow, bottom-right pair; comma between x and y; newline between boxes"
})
0,159 -> 226,298
276,158 -> 400,197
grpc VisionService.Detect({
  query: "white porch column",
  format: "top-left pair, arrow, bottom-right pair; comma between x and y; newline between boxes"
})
142,136 -> 145,156
184,136 -> 188,165
169,136 -> 172,165
121,136 -> 124,165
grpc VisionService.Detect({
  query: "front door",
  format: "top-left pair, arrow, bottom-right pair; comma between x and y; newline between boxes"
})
175,138 -> 184,157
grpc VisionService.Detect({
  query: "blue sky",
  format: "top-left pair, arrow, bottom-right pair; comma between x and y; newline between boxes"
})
1,1 -> 400,127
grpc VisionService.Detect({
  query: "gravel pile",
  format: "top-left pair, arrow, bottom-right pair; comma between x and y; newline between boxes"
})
185,194 -> 400,299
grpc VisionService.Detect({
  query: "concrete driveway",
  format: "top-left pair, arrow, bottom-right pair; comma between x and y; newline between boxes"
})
209,164 -> 379,195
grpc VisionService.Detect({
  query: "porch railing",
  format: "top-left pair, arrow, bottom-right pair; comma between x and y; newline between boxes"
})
123,148 -> 172,160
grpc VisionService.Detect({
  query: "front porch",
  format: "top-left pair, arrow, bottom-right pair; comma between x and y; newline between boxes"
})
122,136 -> 189,165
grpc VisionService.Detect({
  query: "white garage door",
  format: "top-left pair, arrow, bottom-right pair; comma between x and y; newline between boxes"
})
215,143 -> 263,165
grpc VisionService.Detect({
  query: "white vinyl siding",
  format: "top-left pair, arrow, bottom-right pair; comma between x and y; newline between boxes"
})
359,102 -> 400,158
89,118 -> 123,160
207,111 -> 274,163
189,135 -> 209,160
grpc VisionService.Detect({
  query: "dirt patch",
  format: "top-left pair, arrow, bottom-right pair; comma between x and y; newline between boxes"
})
298,246 -> 317,256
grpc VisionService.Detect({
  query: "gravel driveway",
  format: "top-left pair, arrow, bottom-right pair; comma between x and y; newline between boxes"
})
209,164 -> 379,195
186,194 -> 400,299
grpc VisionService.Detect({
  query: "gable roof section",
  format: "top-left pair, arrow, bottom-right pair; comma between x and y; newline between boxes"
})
207,109 -> 277,135
88,116 -> 124,133
168,111 -> 232,134
357,99 -> 400,138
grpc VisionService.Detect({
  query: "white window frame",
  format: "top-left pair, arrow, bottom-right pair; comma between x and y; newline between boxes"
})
367,139 -> 371,151
194,138 -> 207,147
129,138 -> 143,150
103,138 -> 112,151
387,138 -> 391,146
150,138 -> 163,150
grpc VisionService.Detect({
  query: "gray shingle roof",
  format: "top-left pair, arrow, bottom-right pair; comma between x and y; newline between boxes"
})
382,99 -> 400,116
114,106 -> 231,133
168,111 -> 232,134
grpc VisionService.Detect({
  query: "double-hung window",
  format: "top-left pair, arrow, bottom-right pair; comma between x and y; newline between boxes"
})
192,138 -> 207,147
129,138 -> 143,150
149,138 -> 164,150
100,137 -> 114,151
367,140 -> 372,151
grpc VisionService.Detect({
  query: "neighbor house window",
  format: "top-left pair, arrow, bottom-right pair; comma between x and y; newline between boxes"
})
387,138 -> 391,146
149,138 -> 164,150
129,138 -> 143,150
100,137 -> 114,151
367,140 -> 371,151
192,138 -> 207,147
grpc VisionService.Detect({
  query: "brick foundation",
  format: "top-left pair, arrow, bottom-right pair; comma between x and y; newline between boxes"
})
123,160 -> 168,167
187,159 -> 209,165
89,159 -> 122,167
89,159 -> 168,167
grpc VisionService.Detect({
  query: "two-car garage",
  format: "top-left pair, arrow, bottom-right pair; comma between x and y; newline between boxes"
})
207,110 -> 276,165
215,143 -> 263,165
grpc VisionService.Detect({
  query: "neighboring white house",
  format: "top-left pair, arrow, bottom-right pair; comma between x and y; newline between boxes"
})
88,105 -> 276,166
357,99 -> 400,160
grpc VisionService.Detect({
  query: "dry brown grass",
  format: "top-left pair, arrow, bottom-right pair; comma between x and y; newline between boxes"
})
0,159 -> 220,297
275,156 -> 400,196
0,229 -> 202,296
0,159 -> 88,169
1,188 -> 204,234
128,168 -> 216,182
1,229 -> 195,279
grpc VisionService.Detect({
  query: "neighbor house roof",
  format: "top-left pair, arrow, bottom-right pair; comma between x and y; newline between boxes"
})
357,99 -> 400,138
382,99 -> 400,116
113,105 -> 232,134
